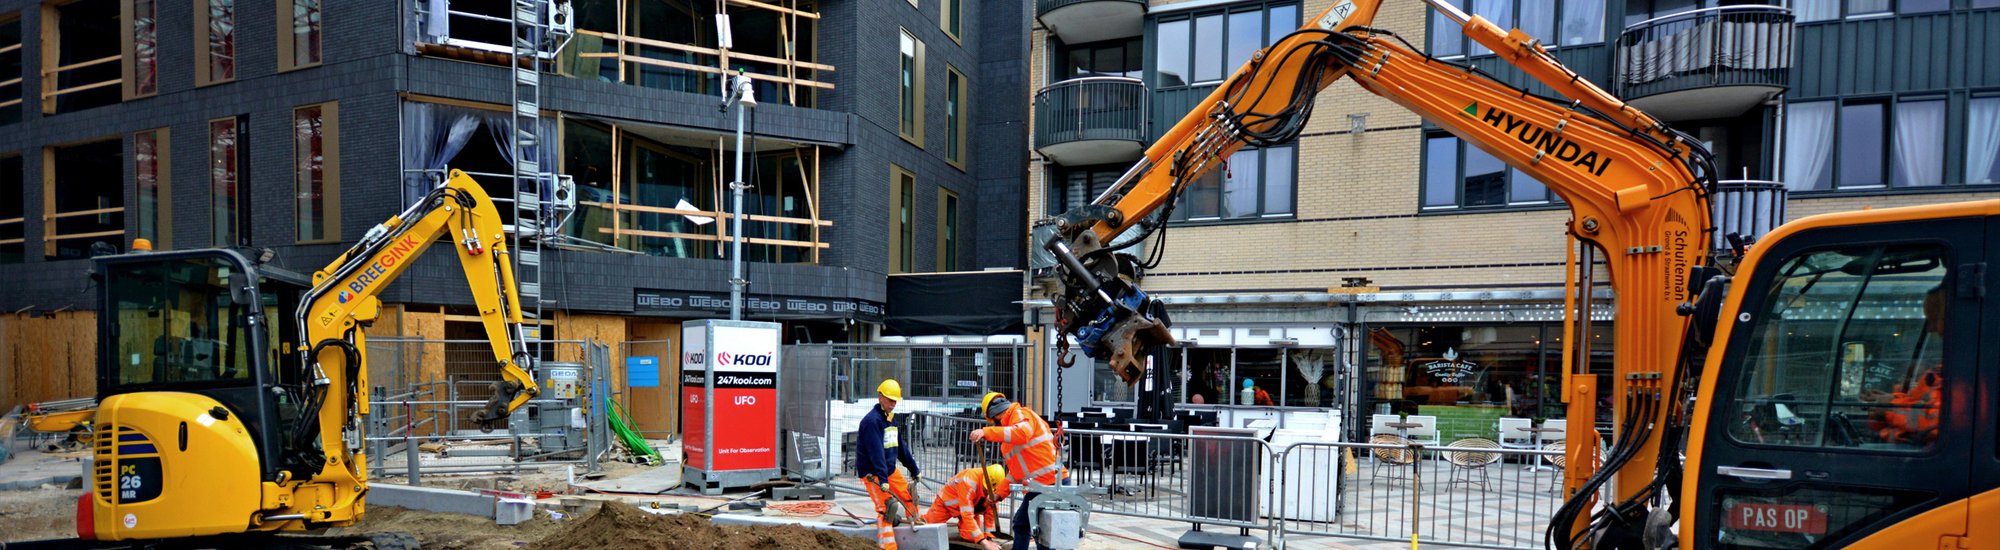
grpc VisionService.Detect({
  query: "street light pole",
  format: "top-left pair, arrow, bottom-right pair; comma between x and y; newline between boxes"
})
723,70 -> 757,320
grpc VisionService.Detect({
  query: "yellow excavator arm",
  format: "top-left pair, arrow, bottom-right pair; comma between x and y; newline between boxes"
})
1038,1 -> 1719,547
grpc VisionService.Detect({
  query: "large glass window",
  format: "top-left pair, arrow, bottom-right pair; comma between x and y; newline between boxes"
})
0,155 -> 22,263
198,0 -> 236,85
1048,165 -> 1122,216
1056,37 -> 1142,81
131,0 -> 158,97
899,29 -> 924,145
1170,145 -> 1297,221
1422,134 -> 1555,209
210,117 -> 242,246
1365,323 -> 1610,433
47,138 -> 125,259
937,190 -> 958,271
0,14 -> 19,125
1790,99 -> 1950,192
294,103 -> 338,242
1438,0 -> 1603,55
44,0 -> 122,113
946,66 -> 966,167
135,129 -> 170,249
1968,97 -> 2000,184
1154,2 -> 1298,88
1726,244 -> 1949,451
891,166 -> 916,273
279,0 -> 322,70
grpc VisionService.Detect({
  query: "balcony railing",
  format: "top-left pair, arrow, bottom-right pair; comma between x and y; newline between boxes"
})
1710,180 -> 1786,254
1616,6 -> 1793,118
1036,0 -> 1146,44
1035,77 -> 1148,166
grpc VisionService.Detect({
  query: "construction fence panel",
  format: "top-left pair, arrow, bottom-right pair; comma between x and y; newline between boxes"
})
362,338 -> 608,482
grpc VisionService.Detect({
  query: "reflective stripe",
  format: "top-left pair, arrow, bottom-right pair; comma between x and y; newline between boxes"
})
1026,463 -> 1061,482
1021,433 -> 1054,449
942,498 -> 961,507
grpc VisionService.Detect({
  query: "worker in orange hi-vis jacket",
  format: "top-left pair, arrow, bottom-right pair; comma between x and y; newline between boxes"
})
922,464 -> 1012,550
969,392 -> 1068,550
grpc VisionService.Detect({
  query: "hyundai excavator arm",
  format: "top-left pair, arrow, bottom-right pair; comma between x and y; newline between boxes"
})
1039,1 -> 1717,547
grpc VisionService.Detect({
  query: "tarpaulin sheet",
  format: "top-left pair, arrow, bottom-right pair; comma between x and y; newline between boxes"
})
884,271 -> 1025,336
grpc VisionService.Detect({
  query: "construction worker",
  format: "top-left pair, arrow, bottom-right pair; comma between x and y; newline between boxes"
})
922,464 -> 1012,550
968,392 -> 1067,550
858,379 -> 922,549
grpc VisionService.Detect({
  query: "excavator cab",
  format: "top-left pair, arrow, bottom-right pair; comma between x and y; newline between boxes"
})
1685,208 -> 1996,548
89,248 -> 312,538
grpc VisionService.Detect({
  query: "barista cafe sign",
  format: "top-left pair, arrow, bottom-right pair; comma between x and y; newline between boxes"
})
635,289 -> 885,322
1419,348 -> 1482,384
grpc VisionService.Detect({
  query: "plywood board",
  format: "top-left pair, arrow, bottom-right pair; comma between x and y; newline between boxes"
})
624,319 -> 680,438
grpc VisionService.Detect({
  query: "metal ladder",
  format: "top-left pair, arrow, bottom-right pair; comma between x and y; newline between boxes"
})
510,0 -> 551,334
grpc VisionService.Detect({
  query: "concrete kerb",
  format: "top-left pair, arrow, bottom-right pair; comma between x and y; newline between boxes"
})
368,483 -> 500,518
701,512 -> 951,550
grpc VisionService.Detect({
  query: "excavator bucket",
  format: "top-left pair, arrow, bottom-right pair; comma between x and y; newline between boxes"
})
1102,313 -> 1174,386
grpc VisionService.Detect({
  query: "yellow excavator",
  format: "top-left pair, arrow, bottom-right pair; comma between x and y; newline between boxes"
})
1041,0 -> 1997,548
33,170 -> 540,547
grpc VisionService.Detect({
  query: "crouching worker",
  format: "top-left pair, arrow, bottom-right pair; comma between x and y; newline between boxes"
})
860,379 -> 923,549
923,464 -> 1012,550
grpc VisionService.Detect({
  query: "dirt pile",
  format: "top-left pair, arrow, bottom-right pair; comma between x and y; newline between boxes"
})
531,502 -> 876,550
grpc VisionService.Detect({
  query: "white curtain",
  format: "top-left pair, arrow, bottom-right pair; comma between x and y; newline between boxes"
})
425,0 -> 450,41
401,101 -> 480,202
1783,101 -> 1835,192
1560,0 -> 1604,46
1796,0 -> 1839,22
1222,149 -> 1262,218
1891,101 -> 1944,187
1967,98 -> 2000,184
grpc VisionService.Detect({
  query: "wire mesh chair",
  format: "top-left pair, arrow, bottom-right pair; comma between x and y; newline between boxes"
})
1370,434 -> 1417,484
1444,438 -> 1503,491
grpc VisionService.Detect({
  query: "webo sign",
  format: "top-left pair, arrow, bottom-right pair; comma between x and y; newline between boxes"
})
681,320 -> 781,492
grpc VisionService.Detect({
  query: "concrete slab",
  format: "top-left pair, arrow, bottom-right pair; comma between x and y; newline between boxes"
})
702,512 -> 951,550
574,464 -> 681,494
368,483 -> 497,518
0,447 -> 87,491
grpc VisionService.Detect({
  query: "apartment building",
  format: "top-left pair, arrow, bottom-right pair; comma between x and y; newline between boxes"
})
1025,0 -> 2000,433
0,0 -> 1032,428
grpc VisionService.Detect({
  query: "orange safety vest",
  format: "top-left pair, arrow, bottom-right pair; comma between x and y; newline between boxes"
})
1873,367 -> 1943,445
924,468 -> 1004,542
983,406 -> 1067,486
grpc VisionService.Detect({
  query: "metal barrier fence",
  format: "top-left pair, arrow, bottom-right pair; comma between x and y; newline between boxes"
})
870,411 -> 1563,549
777,342 -> 1029,482
362,338 -> 611,483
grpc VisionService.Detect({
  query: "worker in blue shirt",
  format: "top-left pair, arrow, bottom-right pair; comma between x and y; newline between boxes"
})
858,379 -> 923,549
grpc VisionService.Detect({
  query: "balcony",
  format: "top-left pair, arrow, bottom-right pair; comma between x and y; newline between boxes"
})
1615,6 -> 1793,121
1709,180 -> 1786,254
1035,77 -> 1148,166
1037,0 -> 1146,45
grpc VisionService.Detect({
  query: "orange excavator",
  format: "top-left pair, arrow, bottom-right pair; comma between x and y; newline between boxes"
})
1040,0 -> 1998,548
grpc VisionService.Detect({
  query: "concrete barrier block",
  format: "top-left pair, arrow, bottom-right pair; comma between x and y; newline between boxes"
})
369,483 -> 497,518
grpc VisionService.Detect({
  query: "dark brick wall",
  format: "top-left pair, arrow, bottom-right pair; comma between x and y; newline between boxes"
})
0,0 -> 1025,316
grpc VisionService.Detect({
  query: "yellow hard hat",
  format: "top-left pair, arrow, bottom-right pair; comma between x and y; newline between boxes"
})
980,392 -> 1013,418
878,379 -> 903,401
984,464 -> 1007,493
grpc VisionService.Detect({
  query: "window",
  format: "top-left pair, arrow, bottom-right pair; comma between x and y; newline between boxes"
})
1056,37 -> 1142,81
210,116 -> 244,246
945,66 -> 967,168
1436,0 -> 1603,56
278,0 -> 322,71
937,190 -> 958,271
1727,244 -> 1949,451
1966,97 -> 2000,184
43,0 -> 123,113
1154,2 -> 1297,88
196,0 -> 236,85
0,14 -> 19,125
135,128 -> 170,249
566,0 -> 825,107
941,0 -> 961,41
1786,99 -> 1945,192
45,138 -> 124,259
295,103 -> 339,242
1170,145 -> 1296,220
0,155 -> 21,262
127,0 -> 157,97
899,29 -> 925,145
1048,165 -> 1122,216
1422,134 -> 1557,209
891,166 -> 916,273
1798,0 -> 1949,21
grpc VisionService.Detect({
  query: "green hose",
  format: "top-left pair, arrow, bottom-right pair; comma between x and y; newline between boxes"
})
606,396 -> 664,465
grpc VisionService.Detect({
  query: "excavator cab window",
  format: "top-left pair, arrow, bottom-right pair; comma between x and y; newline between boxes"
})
1695,218 -> 1982,549
102,254 -> 276,390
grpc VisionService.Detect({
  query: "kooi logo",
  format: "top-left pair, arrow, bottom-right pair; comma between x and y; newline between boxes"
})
715,351 -> 773,367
